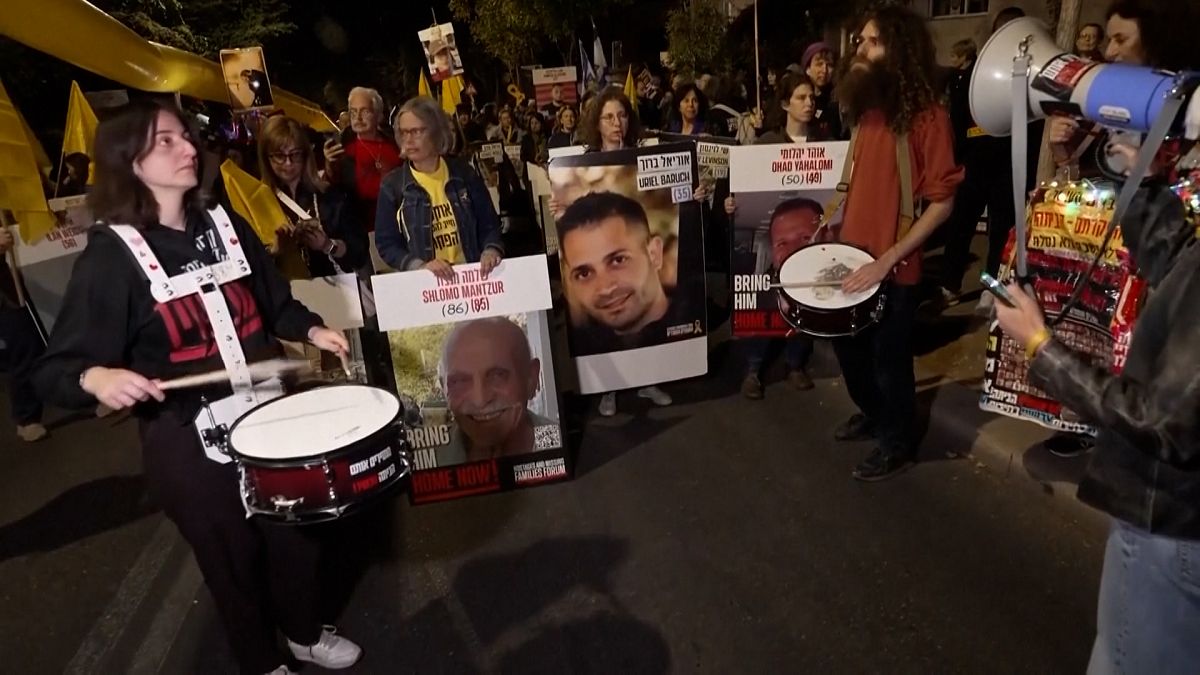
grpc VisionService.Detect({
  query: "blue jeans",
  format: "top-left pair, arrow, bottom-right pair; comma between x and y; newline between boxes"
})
742,336 -> 812,377
1089,519 -> 1200,675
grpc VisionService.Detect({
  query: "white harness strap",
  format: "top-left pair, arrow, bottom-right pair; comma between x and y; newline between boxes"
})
110,206 -> 278,465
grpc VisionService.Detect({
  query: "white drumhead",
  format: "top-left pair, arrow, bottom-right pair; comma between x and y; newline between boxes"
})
230,385 -> 400,460
778,244 -> 880,310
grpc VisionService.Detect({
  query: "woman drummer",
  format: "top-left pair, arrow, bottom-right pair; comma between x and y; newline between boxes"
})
32,100 -> 361,675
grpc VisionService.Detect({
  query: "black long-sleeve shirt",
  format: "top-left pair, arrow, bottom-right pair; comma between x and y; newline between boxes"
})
33,208 -> 323,423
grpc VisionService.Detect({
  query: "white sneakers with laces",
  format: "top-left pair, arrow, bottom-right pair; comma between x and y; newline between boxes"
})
287,625 -> 362,669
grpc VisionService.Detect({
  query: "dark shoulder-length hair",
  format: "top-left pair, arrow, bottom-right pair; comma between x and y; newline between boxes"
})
768,73 -> 820,136
89,99 -> 209,229
672,83 -> 710,125
581,89 -> 642,150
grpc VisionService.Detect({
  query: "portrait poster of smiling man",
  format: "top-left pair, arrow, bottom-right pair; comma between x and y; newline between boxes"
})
548,143 -> 708,394
372,256 -> 569,503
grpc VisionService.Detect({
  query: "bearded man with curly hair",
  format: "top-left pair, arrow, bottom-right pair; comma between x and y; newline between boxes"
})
827,5 -> 964,481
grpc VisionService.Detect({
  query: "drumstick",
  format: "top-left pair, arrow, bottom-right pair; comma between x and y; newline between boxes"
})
157,359 -> 313,391
770,281 -> 846,289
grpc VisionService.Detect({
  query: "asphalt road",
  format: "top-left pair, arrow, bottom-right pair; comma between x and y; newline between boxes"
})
1,241 -> 1109,673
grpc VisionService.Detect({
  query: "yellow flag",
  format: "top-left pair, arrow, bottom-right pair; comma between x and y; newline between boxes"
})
440,75 -> 463,115
0,77 -> 56,243
418,69 -> 432,98
63,81 -> 99,183
19,111 -> 51,177
218,159 -> 307,279
623,66 -> 639,114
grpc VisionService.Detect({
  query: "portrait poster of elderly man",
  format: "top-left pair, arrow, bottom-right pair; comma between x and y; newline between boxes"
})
548,142 -> 708,394
386,311 -> 565,499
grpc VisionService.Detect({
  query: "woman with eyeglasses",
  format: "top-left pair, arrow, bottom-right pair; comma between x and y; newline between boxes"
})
258,116 -> 367,279
374,96 -> 503,280
571,90 -> 673,416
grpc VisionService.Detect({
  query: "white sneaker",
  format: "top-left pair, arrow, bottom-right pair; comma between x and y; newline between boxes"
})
599,392 -> 617,417
263,667 -> 297,675
637,386 -> 672,406
287,626 -> 362,669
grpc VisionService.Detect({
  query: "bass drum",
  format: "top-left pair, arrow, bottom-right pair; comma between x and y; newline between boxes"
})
228,384 -> 410,524
774,242 -> 887,338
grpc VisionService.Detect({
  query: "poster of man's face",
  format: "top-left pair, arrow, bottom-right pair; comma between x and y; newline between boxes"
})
532,67 -> 579,114
548,143 -> 708,393
418,23 -> 465,83
388,312 -> 562,471
219,47 -> 275,112
727,142 -> 849,337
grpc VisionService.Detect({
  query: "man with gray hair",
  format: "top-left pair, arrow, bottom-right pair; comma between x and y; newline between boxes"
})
434,317 -> 553,465
374,96 -> 503,277
323,86 -> 402,259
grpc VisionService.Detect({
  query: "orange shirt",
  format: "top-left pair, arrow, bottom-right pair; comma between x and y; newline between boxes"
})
840,107 -> 964,285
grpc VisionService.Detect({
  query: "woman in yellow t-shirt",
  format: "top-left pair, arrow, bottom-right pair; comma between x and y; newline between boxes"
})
374,97 -> 504,279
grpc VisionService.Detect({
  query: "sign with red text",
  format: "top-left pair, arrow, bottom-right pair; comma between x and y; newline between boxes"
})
388,309 -> 569,504
531,67 -> 578,113
8,199 -> 93,334
980,184 -> 1140,434
548,143 -> 708,393
727,142 -> 849,337
371,254 -> 553,332
730,142 -> 848,192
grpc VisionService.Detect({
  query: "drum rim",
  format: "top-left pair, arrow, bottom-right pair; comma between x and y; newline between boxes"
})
228,383 -> 406,465
774,240 -> 883,308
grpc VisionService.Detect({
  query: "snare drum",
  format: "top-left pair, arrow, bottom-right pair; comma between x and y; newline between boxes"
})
228,384 -> 410,523
774,242 -> 887,338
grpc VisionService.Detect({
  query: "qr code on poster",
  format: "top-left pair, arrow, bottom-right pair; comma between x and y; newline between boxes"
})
534,424 -> 562,450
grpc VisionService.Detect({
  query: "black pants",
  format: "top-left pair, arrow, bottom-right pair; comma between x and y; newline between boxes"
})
832,284 -> 919,456
0,306 -> 44,425
941,158 -> 1016,291
140,412 -> 322,674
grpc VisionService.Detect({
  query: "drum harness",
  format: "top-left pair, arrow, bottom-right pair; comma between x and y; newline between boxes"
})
109,205 -> 286,471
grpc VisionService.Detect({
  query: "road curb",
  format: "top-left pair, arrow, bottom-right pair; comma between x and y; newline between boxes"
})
923,379 -> 1109,528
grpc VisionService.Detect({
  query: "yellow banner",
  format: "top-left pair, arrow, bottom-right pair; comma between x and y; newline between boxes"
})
0,77 -> 56,242
0,0 -> 335,132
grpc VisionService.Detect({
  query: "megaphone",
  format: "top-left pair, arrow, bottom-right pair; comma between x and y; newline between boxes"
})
971,17 -> 1199,138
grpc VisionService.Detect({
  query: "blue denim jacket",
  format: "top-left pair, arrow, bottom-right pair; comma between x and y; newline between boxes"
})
374,158 -> 503,271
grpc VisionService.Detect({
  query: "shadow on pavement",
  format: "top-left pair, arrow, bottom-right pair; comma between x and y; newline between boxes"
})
454,536 -> 631,644
0,474 -> 157,561
495,611 -> 671,675
1022,440 -> 1091,497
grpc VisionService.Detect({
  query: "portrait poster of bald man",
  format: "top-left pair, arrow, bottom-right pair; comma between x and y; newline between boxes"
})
548,143 -> 708,394
387,311 -> 567,503
726,142 -> 851,337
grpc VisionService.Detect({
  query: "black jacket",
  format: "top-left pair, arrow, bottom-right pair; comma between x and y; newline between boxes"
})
276,183 -> 368,277
32,209 -> 322,422
1030,182 -> 1200,538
